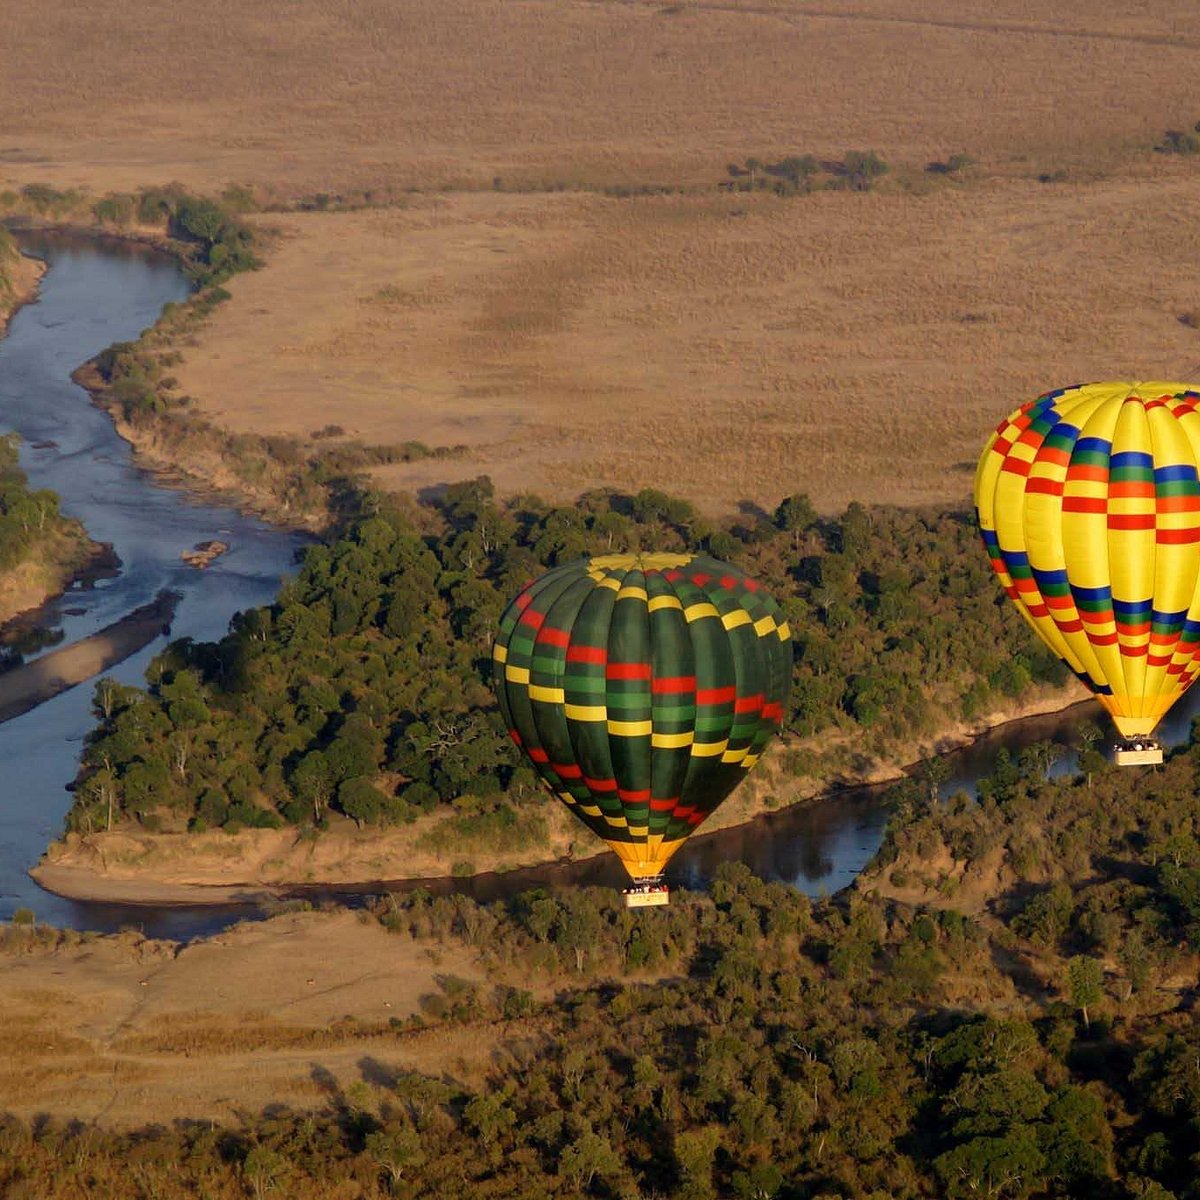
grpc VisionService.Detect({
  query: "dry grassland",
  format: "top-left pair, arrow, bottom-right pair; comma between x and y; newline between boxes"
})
5,3 -> 1200,512
0,910 -> 498,1125
175,172 -> 1200,513
3,1 -> 1200,195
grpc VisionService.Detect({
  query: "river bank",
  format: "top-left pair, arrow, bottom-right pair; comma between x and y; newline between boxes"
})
0,590 -> 178,724
0,245 -> 44,336
71,360 -> 327,534
0,226 -> 308,933
0,252 -> 130,626
30,679 -> 1091,905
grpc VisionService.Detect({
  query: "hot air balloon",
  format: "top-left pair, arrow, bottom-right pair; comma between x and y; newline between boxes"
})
975,381 -> 1200,765
493,552 -> 792,905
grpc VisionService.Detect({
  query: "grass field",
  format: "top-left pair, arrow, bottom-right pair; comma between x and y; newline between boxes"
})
3,1 -> 1200,195
7,2 -> 1200,513
171,172 -> 1200,513
0,910 -> 496,1125
6,2 -> 1200,513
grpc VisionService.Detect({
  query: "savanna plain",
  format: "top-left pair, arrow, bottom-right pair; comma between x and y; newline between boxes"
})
4,3 -> 1200,1196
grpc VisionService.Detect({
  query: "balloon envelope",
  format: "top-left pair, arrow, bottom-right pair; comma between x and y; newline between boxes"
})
493,552 -> 792,881
976,381 -> 1200,738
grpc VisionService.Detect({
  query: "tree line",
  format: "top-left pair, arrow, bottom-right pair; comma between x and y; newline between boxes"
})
65,481 -> 1066,841
9,742 -> 1200,1199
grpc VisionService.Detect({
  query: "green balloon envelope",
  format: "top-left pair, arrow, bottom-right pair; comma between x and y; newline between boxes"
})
493,552 -> 792,880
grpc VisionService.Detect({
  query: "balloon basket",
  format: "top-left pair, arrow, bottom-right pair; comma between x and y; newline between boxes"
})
623,880 -> 670,908
1113,740 -> 1163,767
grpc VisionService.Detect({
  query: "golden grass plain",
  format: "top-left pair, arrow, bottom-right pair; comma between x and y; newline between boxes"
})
4,0 -> 1200,195
172,171 -> 1200,514
0,911 -> 497,1125
6,2 -> 1200,513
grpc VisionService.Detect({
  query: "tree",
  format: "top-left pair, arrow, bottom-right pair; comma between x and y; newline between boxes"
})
242,1144 -> 289,1200
774,493 -> 817,546
365,1124 -> 425,1193
558,1125 -> 622,1191
463,1092 -> 516,1147
674,1126 -> 721,1200
935,1126 -> 1047,1199
844,150 -> 889,189
1066,955 -> 1103,1031
290,750 -> 335,824
338,776 -> 384,828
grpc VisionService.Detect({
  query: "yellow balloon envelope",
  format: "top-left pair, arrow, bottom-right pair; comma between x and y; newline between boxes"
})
975,382 -> 1200,739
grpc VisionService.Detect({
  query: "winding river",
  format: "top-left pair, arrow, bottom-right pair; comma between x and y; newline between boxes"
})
0,233 -> 306,936
1,233 -> 1197,941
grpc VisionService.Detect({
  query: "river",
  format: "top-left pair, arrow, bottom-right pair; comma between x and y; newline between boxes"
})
0,232 -> 306,937
0,233 -> 1196,941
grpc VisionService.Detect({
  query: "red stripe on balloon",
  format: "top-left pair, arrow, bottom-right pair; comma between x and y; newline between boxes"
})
566,645 -> 607,664
1026,478 -> 1063,496
606,662 -> 651,680
652,675 -> 696,694
519,607 -> 546,630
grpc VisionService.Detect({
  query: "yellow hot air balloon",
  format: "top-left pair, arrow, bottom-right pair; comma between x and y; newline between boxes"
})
976,382 -> 1200,764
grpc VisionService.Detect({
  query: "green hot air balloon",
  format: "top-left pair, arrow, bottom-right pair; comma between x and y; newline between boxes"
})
493,552 -> 792,903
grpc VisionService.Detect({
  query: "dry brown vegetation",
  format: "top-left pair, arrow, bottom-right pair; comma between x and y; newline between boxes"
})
173,176 -> 1200,513
0,910 -> 496,1125
6,3 -> 1200,512
3,0 -> 1200,196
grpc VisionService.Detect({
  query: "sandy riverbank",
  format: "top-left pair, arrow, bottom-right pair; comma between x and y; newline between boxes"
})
30,680 -> 1091,906
0,591 -> 177,724
0,247 -> 43,336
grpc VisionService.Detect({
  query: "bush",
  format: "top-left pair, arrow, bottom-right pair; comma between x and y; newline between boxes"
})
1157,129 -> 1200,155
